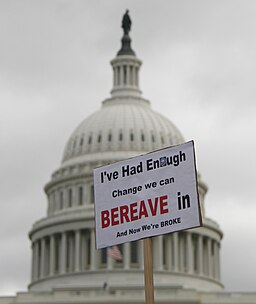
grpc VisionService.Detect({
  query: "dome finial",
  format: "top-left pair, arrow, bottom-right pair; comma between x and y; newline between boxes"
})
117,10 -> 135,56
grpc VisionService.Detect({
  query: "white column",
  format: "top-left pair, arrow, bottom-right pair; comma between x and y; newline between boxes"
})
67,233 -> 74,272
107,247 -> 114,270
138,240 -> 144,270
113,66 -> 117,86
60,232 -> 67,274
75,230 -> 81,272
47,194 -> 51,215
124,242 -> 130,270
186,233 -> 194,273
90,229 -> 96,270
34,241 -> 39,280
197,234 -> 203,275
48,193 -> 52,214
31,242 -> 36,282
207,238 -> 212,277
40,238 -> 46,278
152,237 -> 157,269
157,236 -> 164,270
49,235 -> 55,276
51,190 -> 56,213
80,231 -> 87,270
31,244 -> 35,281
217,242 -> 221,280
211,240 -> 215,278
179,234 -> 184,271
173,233 -> 179,272
67,234 -> 70,272
83,185 -> 87,206
213,240 -> 219,279
166,234 -> 173,271
203,238 -> 207,275
46,240 -> 50,276
50,193 -> 54,214
57,190 -> 61,210
51,192 -> 55,214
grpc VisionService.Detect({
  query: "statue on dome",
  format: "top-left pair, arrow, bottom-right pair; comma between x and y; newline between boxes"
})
122,10 -> 131,35
117,10 -> 135,56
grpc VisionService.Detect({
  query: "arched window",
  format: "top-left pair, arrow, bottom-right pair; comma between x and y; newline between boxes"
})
78,186 -> 83,205
88,135 -> 92,144
123,65 -> 127,85
117,66 -> 120,85
130,66 -> 133,85
59,191 -> 64,210
52,192 -> 56,212
87,237 -> 91,266
68,188 -> 72,207
130,132 -> 134,141
108,133 -> 112,142
90,185 -> 95,204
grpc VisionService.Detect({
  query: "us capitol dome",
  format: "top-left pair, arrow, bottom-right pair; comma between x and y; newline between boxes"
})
27,11 -> 224,301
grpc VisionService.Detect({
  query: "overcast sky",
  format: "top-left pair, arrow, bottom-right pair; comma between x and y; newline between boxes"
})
1,0 -> 256,296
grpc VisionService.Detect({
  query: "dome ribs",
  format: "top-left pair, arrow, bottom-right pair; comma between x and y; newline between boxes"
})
62,99 -> 184,164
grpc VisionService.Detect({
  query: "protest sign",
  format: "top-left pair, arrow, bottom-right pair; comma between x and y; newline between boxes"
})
93,140 -> 201,249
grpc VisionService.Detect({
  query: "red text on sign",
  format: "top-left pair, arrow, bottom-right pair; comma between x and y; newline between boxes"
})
101,195 -> 169,228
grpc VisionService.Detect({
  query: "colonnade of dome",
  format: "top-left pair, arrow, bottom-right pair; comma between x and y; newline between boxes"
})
111,55 -> 142,97
30,225 -> 221,290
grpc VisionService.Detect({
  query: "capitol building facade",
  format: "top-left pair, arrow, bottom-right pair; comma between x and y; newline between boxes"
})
1,13 -> 256,304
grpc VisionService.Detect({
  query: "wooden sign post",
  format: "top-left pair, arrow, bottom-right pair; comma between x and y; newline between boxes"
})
143,237 -> 154,304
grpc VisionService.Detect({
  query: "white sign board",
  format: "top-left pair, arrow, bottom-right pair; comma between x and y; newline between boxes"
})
93,141 -> 201,249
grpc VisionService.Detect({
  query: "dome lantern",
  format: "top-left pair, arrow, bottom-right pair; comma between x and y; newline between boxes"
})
110,11 -> 142,98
